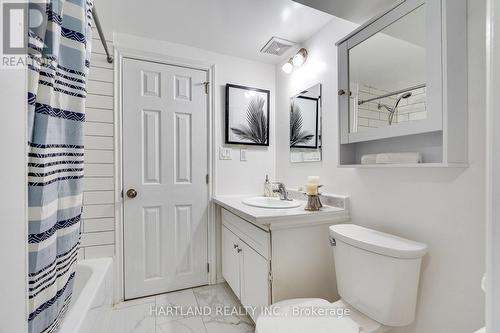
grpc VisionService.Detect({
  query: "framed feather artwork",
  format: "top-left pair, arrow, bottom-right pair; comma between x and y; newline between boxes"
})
225,84 -> 270,146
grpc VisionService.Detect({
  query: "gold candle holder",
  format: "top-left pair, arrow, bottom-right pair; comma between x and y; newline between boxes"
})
305,194 -> 323,211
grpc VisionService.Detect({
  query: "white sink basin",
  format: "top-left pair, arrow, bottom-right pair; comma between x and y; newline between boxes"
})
242,196 -> 301,209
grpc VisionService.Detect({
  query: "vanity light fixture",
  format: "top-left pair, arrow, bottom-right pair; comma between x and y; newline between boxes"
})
281,58 -> 294,74
281,48 -> 308,73
292,48 -> 308,66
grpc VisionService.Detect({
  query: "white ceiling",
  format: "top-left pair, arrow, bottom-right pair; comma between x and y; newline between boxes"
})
97,0 -> 333,64
293,0 -> 399,24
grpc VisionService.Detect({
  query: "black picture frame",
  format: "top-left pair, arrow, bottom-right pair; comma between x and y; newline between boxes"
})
225,84 -> 270,146
290,95 -> 319,149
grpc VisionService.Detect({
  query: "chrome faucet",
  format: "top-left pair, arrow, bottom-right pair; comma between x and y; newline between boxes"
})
273,182 -> 292,201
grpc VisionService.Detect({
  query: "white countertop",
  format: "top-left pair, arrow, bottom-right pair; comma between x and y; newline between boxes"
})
213,195 -> 350,230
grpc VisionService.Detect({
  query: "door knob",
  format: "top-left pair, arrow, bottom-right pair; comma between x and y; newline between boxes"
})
126,189 -> 137,198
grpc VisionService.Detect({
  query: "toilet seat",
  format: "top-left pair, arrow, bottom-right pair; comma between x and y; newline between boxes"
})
256,298 -> 388,333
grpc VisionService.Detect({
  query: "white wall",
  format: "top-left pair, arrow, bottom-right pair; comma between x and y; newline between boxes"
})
0,65 -> 28,331
80,30 -> 116,259
275,3 -> 485,333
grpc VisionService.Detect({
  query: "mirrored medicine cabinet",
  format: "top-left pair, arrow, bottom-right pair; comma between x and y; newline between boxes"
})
337,0 -> 468,167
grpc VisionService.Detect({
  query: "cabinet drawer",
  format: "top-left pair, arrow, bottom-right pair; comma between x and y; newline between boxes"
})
222,209 -> 270,260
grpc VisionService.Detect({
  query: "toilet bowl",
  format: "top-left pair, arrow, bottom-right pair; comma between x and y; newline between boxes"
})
256,224 -> 427,332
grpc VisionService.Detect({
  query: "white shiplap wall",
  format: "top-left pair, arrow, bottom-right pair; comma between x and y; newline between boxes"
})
80,31 -> 115,259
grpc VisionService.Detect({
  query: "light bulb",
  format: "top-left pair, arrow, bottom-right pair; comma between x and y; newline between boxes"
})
292,48 -> 308,67
292,53 -> 305,66
282,61 -> 293,74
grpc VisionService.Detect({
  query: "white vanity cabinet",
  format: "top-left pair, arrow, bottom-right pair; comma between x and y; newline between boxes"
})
221,209 -> 271,321
217,196 -> 351,322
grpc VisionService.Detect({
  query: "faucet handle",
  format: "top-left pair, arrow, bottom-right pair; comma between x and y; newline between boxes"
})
272,182 -> 285,193
271,182 -> 292,201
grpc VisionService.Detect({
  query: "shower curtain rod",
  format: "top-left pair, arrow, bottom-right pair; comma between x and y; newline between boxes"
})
91,6 -> 113,63
357,83 -> 426,105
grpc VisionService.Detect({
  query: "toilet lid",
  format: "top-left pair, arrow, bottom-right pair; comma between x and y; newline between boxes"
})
256,299 -> 360,333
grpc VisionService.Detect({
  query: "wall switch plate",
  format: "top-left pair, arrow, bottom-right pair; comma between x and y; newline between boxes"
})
219,146 -> 232,160
240,149 -> 248,161
290,151 -> 303,163
303,151 -> 321,162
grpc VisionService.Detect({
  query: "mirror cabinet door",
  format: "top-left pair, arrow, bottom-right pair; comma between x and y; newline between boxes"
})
339,0 -> 443,144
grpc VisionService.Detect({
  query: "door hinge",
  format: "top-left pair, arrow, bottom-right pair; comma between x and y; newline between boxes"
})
203,81 -> 210,94
206,174 -> 209,184
207,263 -> 210,273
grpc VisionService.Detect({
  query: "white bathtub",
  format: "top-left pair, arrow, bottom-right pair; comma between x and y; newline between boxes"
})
59,258 -> 113,333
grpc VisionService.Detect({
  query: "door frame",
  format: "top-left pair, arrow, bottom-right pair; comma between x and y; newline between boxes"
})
486,0 -> 500,331
114,46 -> 217,302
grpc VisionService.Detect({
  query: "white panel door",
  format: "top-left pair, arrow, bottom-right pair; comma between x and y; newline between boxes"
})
123,58 -> 208,299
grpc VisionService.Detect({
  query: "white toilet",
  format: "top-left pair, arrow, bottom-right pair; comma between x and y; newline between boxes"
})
256,224 -> 427,333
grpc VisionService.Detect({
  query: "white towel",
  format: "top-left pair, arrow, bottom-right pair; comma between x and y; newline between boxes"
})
376,152 -> 422,164
361,154 -> 378,164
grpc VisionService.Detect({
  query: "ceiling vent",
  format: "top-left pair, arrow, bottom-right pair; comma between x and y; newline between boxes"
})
260,37 -> 297,56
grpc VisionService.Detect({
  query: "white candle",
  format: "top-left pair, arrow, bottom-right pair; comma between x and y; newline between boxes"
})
307,176 -> 320,185
306,183 -> 318,195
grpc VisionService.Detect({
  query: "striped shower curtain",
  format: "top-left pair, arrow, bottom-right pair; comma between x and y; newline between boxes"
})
27,0 -> 93,332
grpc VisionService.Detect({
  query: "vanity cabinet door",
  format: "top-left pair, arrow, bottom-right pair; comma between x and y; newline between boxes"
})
239,240 -> 271,321
222,225 -> 241,298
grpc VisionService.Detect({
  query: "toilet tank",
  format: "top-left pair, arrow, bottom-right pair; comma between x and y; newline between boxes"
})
329,224 -> 427,327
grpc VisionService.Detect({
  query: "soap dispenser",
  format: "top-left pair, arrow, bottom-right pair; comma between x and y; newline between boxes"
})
264,174 -> 272,197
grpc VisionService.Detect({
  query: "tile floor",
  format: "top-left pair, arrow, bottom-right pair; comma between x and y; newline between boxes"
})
107,283 -> 255,333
